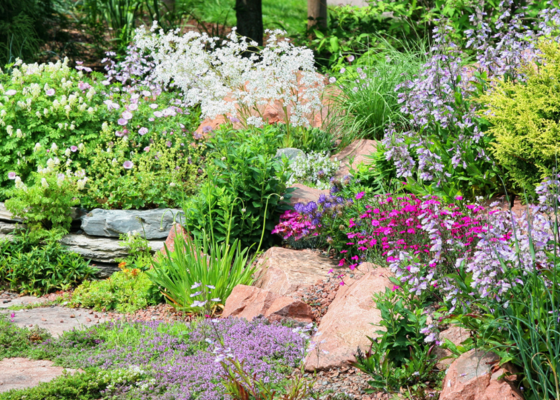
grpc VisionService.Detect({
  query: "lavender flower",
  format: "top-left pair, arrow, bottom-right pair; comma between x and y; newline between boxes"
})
123,161 -> 134,169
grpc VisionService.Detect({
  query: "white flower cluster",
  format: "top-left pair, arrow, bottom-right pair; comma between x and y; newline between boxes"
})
132,24 -> 324,127
0,57 -> 98,130
287,151 -> 339,190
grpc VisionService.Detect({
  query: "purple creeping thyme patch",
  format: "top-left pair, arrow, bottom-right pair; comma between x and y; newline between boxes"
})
40,317 -> 306,399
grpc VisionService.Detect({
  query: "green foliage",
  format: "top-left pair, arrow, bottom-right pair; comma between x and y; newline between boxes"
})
446,256 -> 560,400
353,283 -> 442,396
0,367 -> 147,400
0,0 -> 62,66
5,161 -> 83,233
148,231 -> 256,314
67,268 -> 161,313
81,123 -> 204,210
0,234 -> 95,295
333,40 -> 428,143
480,40 -> 560,195
185,127 -> 291,249
0,313 -> 52,359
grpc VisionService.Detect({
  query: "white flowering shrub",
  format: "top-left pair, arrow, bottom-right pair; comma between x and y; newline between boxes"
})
287,151 -> 339,190
132,25 -> 325,127
5,144 -> 88,232
0,58 -> 109,199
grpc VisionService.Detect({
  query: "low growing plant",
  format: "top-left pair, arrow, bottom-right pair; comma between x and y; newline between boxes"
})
286,151 -> 339,190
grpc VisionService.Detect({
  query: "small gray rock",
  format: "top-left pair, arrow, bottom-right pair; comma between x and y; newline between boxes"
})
275,148 -> 304,162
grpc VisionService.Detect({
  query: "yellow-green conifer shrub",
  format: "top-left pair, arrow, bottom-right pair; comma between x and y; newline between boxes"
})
479,40 -> 560,194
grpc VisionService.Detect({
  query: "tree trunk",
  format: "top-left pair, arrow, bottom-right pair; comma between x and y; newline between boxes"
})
235,0 -> 263,46
308,0 -> 327,30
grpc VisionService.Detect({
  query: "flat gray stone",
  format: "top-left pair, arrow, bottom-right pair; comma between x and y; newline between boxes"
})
81,208 -> 184,239
59,234 -> 163,263
275,148 -> 304,162
0,306 -> 112,337
0,358 -> 81,393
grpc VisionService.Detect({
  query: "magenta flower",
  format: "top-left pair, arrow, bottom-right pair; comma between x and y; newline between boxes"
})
139,127 -> 148,135
123,161 -> 134,169
8,172 -> 16,180
144,146 -> 150,152
118,118 -> 127,126
45,89 -> 55,96
356,191 -> 365,200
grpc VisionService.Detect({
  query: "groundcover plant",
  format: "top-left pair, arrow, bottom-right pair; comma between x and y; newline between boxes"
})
1,316 -> 308,399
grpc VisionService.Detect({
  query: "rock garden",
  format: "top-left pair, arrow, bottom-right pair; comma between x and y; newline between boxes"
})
1,1 -> 560,399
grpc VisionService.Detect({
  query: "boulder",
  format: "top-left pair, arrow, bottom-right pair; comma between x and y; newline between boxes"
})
275,148 -> 305,162
254,247 -> 337,297
160,223 -> 189,254
0,221 -> 18,234
434,326 -> 470,369
81,208 -> 184,240
222,285 -> 314,323
59,234 -> 163,263
304,267 -> 393,371
288,184 -> 330,207
440,349 -> 523,400
331,139 -> 377,178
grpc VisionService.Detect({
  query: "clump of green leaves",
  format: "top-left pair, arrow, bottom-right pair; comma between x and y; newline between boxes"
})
0,233 -> 95,295
185,127 -> 291,249
0,313 -> 52,359
81,123 -> 205,210
353,282 -> 443,397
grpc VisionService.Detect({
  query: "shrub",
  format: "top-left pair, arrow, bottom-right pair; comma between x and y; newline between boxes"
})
68,268 -> 160,313
148,231 -> 255,314
185,127 -> 291,248
5,151 -> 86,233
0,59 -> 108,200
479,40 -> 560,195
0,234 -> 95,295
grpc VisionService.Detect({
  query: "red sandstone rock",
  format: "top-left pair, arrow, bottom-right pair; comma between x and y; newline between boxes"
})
434,326 -> 470,369
304,267 -> 393,371
254,247 -> 337,297
0,358 -> 81,393
440,349 -> 523,400
222,285 -> 313,323
288,184 -> 330,207
331,139 -> 377,178
160,223 -> 189,255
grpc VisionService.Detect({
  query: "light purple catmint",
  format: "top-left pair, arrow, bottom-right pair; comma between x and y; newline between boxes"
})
70,145 -> 78,152
45,89 -> 55,96
117,118 -> 127,126
202,126 -> 213,133
122,111 -> 133,120
123,161 -> 134,169
138,127 -> 148,135
228,116 -> 240,123
8,172 -> 16,180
